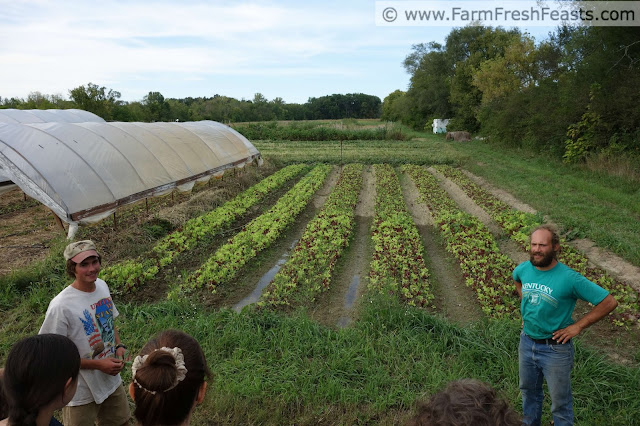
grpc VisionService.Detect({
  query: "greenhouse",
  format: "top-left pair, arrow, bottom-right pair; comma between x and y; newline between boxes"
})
0,109 -> 107,194
0,118 -> 261,238
0,108 -> 105,124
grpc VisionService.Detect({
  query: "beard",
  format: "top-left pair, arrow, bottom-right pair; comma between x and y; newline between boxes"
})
530,250 -> 556,267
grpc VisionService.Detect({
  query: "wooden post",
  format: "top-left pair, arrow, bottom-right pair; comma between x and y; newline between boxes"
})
50,210 -> 66,233
340,140 -> 343,166
145,198 -> 149,214
113,211 -> 117,231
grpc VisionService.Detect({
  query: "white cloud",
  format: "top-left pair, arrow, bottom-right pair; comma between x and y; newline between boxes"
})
1,0 -> 387,100
2,0 -> 551,103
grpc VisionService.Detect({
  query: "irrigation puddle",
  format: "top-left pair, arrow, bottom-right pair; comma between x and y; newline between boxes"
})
337,274 -> 360,328
233,240 -> 297,312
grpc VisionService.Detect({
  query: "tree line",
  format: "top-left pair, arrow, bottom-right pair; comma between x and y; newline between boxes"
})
383,25 -> 640,163
0,86 -> 381,123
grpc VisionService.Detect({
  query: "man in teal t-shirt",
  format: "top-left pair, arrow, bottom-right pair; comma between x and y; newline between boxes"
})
513,225 -> 617,426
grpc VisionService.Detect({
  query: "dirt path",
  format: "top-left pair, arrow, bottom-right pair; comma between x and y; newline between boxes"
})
311,166 -> 375,328
427,167 -> 527,266
462,169 -> 640,292
400,170 -> 484,325
428,167 -> 502,235
0,189 -> 62,275
570,239 -> 640,292
462,169 -> 537,214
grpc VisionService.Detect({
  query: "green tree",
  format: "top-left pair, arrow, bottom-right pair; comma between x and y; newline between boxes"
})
403,42 -> 452,129
381,90 -> 406,122
69,83 -> 121,120
142,91 -> 170,122
446,26 -> 520,131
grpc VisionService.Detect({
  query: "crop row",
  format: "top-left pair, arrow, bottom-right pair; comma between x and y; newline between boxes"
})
403,165 -> 518,318
101,164 -> 307,292
433,165 -> 538,247
435,165 -> 640,325
175,164 -> 332,296
368,164 -> 433,307
259,163 -> 364,308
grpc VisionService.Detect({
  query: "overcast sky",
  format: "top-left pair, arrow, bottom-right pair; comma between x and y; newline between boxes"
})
0,0 -> 555,104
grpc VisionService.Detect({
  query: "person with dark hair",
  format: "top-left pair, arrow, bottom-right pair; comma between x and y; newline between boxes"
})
513,224 -> 618,425
129,330 -> 211,426
407,379 -> 521,426
0,334 -> 80,426
39,240 -> 131,426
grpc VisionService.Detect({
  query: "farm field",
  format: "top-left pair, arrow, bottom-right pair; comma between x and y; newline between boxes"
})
1,124 -> 640,425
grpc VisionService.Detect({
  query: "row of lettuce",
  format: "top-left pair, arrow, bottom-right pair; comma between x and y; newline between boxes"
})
403,165 -> 518,318
100,163 -> 638,326
433,165 -> 640,325
101,164 -> 309,292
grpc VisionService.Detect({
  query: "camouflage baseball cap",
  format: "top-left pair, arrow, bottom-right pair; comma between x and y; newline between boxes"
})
64,240 -> 99,263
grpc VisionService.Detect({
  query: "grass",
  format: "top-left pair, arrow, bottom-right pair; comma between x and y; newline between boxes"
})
48,295 -> 640,424
253,139 -> 465,165
2,277 -> 638,425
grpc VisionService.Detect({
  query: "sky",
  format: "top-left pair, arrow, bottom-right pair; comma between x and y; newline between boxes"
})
0,0 -> 557,104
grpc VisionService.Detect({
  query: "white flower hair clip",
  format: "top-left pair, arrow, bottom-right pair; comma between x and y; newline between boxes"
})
131,346 -> 188,394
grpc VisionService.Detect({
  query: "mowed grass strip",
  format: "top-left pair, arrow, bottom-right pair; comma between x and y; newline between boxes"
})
101,164 -> 308,293
178,164 -> 332,295
403,165 -> 518,318
436,165 -> 640,325
368,164 -> 433,307
259,163 -> 364,308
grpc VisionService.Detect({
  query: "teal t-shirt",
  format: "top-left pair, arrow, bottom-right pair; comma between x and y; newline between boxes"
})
512,261 -> 609,339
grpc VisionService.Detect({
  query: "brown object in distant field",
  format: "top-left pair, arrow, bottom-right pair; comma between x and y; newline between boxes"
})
445,131 -> 471,142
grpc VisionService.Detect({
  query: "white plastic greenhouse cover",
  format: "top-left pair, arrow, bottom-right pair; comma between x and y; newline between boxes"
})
0,120 -> 261,236
0,109 -> 106,193
0,108 -> 106,124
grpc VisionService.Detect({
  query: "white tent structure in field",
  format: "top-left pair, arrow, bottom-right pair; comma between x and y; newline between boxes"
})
0,109 -> 106,195
0,118 -> 262,238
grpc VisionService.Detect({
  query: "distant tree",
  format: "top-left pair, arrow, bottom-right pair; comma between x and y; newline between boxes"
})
403,42 -> 452,129
446,26 -> 520,131
142,91 -> 170,122
381,90 -> 406,122
69,83 -> 122,120
472,34 -> 538,105
270,97 -> 288,120
251,93 -> 276,121
1,97 -> 26,108
166,99 -> 193,122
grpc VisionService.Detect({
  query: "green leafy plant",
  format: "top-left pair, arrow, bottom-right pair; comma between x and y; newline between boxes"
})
260,163 -> 363,308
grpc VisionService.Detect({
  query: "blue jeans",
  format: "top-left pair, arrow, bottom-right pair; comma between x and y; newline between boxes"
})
519,332 -> 574,426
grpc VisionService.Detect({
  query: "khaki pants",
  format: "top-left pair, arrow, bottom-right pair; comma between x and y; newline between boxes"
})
63,384 -> 131,426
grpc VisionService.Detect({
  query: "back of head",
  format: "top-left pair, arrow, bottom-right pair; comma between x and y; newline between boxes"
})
408,379 -> 521,426
2,334 -> 80,426
132,330 -> 211,426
